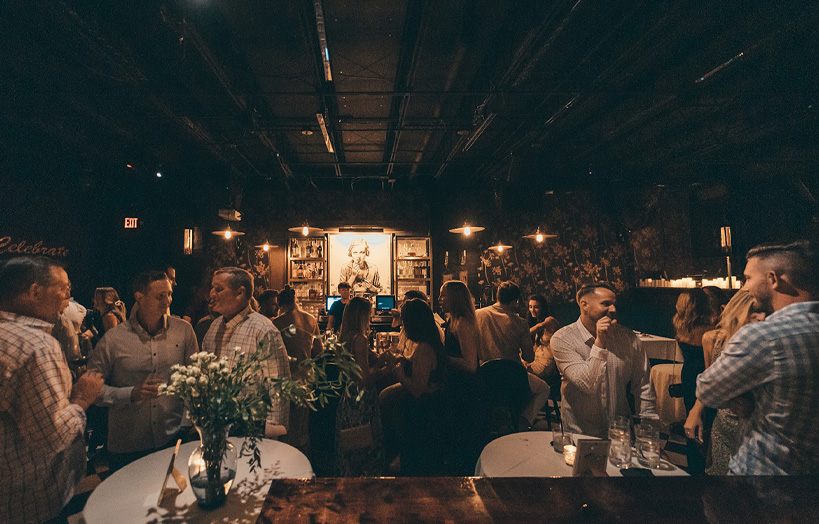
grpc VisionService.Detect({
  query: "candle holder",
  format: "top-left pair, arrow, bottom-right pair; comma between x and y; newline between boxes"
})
563,444 -> 577,467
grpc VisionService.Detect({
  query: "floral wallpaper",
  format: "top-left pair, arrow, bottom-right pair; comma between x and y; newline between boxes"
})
474,193 -> 632,306
468,188 -> 691,309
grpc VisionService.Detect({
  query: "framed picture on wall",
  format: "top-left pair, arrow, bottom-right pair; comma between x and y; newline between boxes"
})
328,233 -> 392,298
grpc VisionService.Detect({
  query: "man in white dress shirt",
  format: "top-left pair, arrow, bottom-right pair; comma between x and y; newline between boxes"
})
202,267 -> 290,438
551,282 -> 656,437
89,270 -> 198,471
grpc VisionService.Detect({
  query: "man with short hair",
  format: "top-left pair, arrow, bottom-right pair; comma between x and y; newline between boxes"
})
327,281 -> 351,332
0,256 -> 103,523
203,267 -> 290,437
476,281 -> 550,428
258,289 -> 280,320
476,281 -> 535,363
697,240 -> 819,475
551,282 -> 656,437
88,270 -> 198,471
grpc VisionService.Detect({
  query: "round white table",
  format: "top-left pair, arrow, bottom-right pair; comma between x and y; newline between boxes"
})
638,333 -> 682,362
475,432 -> 687,477
83,437 -> 314,524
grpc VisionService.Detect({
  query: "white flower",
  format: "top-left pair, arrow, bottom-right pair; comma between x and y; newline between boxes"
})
186,377 -> 197,385
171,372 -> 181,382
191,388 -> 199,397
199,376 -> 208,385
190,366 -> 200,375
208,362 -> 220,371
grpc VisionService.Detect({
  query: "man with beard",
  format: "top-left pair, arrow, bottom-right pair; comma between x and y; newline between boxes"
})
551,282 -> 656,437
697,240 -> 819,475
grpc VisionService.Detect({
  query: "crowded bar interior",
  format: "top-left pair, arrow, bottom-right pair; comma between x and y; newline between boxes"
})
2,1 -> 819,523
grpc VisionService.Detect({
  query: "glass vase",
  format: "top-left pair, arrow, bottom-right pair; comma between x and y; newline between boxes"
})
188,424 -> 237,510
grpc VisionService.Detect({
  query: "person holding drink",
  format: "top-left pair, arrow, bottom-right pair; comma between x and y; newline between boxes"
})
88,270 -> 198,471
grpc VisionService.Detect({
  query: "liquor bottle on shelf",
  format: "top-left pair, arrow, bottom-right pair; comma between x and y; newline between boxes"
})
317,242 -> 323,258
444,251 -> 449,268
318,264 -> 324,278
311,263 -> 317,279
297,263 -> 304,279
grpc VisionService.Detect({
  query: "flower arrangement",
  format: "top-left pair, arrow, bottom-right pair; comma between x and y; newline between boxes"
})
158,331 -> 361,507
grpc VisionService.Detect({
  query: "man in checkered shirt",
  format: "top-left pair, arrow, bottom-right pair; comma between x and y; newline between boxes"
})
697,240 -> 819,475
0,256 -> 104,523
202,267 -> 290,438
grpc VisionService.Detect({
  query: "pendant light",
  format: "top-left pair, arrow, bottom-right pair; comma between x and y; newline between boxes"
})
449,223 -> 485,236
523,228 -> 556,243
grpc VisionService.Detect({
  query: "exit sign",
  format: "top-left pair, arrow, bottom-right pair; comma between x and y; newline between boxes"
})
124,217 -> 139,229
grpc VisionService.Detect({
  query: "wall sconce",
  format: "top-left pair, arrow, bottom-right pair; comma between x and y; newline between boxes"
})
183,229 -> 194,255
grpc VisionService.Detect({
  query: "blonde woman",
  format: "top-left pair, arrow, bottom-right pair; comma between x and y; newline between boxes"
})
684,290 -> 765,474
336,297 -> 390,475
90,287 -> 126,344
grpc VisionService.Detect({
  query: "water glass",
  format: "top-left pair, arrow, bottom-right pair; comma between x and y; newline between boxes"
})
552,428 -> 573,453
635,419 -> 662,468
608,422 -> 632,468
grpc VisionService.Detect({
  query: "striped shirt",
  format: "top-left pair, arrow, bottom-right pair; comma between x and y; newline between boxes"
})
697,301 -> 819,475
0,311 -> 87,523
202,306 -> 290,430
551,318 -> 656,437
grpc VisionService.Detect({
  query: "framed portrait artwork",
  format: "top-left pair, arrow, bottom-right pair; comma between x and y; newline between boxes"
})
328,233 -> 392,298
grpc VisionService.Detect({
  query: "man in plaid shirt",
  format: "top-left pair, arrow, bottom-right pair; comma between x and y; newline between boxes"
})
0,256 -> 103,523
202,267 -> 290,438
697,240 -> 819,475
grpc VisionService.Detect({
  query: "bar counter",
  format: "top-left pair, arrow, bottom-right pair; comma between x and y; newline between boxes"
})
259,476 -> 816,523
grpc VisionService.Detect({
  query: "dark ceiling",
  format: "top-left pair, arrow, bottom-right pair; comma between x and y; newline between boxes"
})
2,0 -> 818,195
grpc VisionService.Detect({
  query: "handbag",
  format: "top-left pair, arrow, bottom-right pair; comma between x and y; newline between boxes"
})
668,358 -> 684,398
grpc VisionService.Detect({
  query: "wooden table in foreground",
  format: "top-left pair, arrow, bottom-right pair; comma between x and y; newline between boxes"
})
258,476 -> 818,523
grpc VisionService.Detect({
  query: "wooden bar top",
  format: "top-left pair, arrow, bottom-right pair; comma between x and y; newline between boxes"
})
258,476 -> 817,523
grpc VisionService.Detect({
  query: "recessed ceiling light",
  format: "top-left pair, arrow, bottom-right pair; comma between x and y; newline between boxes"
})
156,172 -> 162,178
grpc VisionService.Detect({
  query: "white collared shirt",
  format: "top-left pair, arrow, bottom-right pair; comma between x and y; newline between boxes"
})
551,318 -> 656,437
89,314 -> 198,453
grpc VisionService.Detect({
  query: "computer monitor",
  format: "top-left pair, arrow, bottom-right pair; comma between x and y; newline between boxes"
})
326,295 -> 342,311
375,295 -> 396,312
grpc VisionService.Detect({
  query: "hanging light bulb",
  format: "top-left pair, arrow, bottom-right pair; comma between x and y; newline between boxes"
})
449,223 -> 485,236
487,242 -> 513,254
255,241 -> 276,252
263,242 -> 270,252
289,224 -> 323,236
523,228 -> 556,243
212,226 -> 245,239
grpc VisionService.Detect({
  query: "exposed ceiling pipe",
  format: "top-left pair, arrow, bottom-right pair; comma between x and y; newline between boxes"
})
383,0 -> 431,177
313,0 -> 333,82
435,1 -> 584,178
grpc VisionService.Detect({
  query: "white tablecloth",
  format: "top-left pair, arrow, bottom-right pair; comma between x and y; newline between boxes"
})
474,432 -> 687,477
639,334 -> 682,362
83,437 -> 314,524
651,363 -> 687,426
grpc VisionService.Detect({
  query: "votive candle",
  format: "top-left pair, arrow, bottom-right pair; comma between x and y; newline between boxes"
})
563,444 -> 577,466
